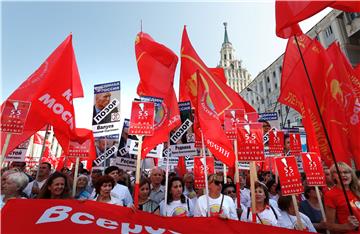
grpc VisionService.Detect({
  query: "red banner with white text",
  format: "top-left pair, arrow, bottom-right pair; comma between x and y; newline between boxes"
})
2,199 -> 309,234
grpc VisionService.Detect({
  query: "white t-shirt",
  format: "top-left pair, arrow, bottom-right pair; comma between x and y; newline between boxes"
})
159,198 -> 194,217
92,195 -> 123,206
277,210 -> 316,232
194,194 -> 238,220
240,188 -> 251,207
240,205 -> 279,226
23,179 -> 47,198
90,183 -> 133,207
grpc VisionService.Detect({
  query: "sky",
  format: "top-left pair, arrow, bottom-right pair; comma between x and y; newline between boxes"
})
1,0 -> 331,129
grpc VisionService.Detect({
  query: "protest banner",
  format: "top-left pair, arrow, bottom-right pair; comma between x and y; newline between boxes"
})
268,130 -> 284,155
172,101 -> 194,144
117,118 -> 132,158
237,123 -> 265,161
194,156 -> 214,189
301,152 -> 325,186
2,199 -> 309,234
93,135 -> 119,166
224,109 -> 244,140
289,133 -> 302,156
128,139 -> 163,158
169,143 -> 197,157
92,81 -> 121,136
4,139 -> 30,162
115,156 -> 137,171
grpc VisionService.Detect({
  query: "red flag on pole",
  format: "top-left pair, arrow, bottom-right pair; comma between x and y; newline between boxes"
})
278,35 -> 353,167
275,0 -> 360,39
135,32 -> 181,158
1,34 -> 83,155
180,26 -> 255,121
196,71 -> 235,167
69,128 -> 96,170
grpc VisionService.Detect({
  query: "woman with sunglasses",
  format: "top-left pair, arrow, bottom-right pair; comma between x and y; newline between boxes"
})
160,177 -> 194,217
324,162 -> 360,233
223,183 -> 245,219
194,174 -> 238,220
240,181 -> 278,226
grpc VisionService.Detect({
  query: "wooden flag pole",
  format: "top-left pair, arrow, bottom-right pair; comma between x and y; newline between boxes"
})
35,124 -> 50,182
250,161 -> 257,222
201,130 -> 210,217
223,163 -> 227,183
292,195 -> 304,230
164,140 -> 171,215
72,156 -> 80,197
315,186 -> 330,234
234,139 -> 241,209
0,133 -> 12,168
133,135 -> 143,208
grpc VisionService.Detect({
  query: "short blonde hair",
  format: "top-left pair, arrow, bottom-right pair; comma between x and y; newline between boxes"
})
330,162 -> 360,197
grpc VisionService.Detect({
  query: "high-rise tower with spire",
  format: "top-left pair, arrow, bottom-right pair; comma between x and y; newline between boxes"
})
218,22 -> 252,93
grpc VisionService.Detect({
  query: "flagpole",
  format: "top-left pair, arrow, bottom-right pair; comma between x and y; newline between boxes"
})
315,186 -> 330,234
0,133 -> 12,168
249,161 -> 257,222
234,139 -> 241,209
134,135 -> 143,208
223,163 -> 227,183
164,140 -> 171,215
292,195 -> 304,230
35,124 -> 50,181
294,36 -> 354,215
72,156 -> 80,197
201,130 -> 210,217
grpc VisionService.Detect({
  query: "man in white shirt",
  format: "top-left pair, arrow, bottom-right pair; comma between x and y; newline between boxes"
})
194,174 -> 238,220
239,174 -> 251,207
149,167 -> 165,204
104,166 -> 133,206
22,162 -> 51,198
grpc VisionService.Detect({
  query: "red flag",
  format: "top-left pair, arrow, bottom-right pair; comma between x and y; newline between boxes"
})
276,1 -> 360,39
180,26 -> 255,121
176,156 -> 187,178
69,128 -> 96,170
1,35 -> 83,155
196,71 -> 235,167
135,32 -> 181,158
278,35 -> 353,167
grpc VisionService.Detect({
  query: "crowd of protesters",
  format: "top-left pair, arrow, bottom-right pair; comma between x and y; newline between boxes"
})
1,157 -> 359,233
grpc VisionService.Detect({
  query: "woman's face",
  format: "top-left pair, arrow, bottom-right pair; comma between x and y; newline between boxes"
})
100,182 -> 113,197
224,187 -> 236,200
48,177 -> 65,197
170,180 -> 183,200
270,183 -> 277,194
255,187 -> 266,203
77,177 -> 88,188
139,183 -> 150,200
2,177 -> 19,196
333,167 -> 352,186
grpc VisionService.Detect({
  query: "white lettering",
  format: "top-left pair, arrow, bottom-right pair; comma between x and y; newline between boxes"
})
62,89 -> 73,104
36,206 -> 72,224
96,218 -> 118,230
121,223 -> 142,234
144,226 -> 166,234
70,212 -> 94,224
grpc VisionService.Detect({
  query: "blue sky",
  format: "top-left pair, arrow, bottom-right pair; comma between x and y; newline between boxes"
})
1,1 -> 330,129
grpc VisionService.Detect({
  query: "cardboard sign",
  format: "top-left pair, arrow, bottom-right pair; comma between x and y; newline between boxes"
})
170,119 -> 193,144
224,109 -> 245,139
93,145 -> 118,166
268,130 -> 284,154
301,152 -> 326,186
275,156 -> 304,195
4,139 -> 30,162
68,140 -> 91,158
0,100 -> 31,134
289,133 -> 302,155
237,123 -> 265,161
241,112 -> 259,123
194,156 -> 214,189
169,143 -> 197,157
92,81 -> 121,137
115,156 -> 136,171
129,101 -> 155,136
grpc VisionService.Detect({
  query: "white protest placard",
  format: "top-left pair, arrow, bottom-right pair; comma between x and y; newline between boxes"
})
4,139 -> 30,162
93,145 -> 118,166
170,119 -> 193,143
185,155 -> 194,170
115,157 -> 136,171
128,139 -> 163,158
238,162 -> 250,170
169,143 -> 197,157
215,160 -> 224,172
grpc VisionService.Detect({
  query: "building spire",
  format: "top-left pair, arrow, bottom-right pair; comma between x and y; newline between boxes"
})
223,22 -> 231,45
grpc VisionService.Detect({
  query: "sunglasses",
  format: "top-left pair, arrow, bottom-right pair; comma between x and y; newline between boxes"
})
212,180 -> 222,186
226,190 -> 236,194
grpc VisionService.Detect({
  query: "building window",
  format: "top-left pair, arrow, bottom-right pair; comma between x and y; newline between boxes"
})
252,100 -> 254,105
257,108 -> 260,112
224,54 -> 227,60
275,83 -> 278,89
273,71 -> 276,78
279,66 -> 282,73
229,54 -> 232,60
259,81 -> 264,92
261,98 -> 264,104
268,88 -> 271,93
325,25 -> 333,38
267,76 -> 270,83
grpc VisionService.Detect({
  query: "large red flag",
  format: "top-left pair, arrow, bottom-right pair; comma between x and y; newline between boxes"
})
180,26 -> 255,121
135,32 -> 181,158
196,71 -> 235,167
1,35 -> 83,155
69,128 -> 96,171
276,1 -> 360,39
326,43 -> 360,168
278,35 -> 353,167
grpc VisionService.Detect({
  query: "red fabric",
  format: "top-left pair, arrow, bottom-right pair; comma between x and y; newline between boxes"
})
209,67 -> 227,86
196,71 -> 235,167
237,123 -> 265,161
275,156 -> 304,196
135,32 -> 181,158
194,156 -> 215,189
176,156 -> 187,177
301,152 -> 326,186
278,35 -> 352,167
69,128 -> 96,170
324,187 -> 360,233
275,1 -> 360,38
1,35 -> 83,155
2,199 -> 310,234
326,43 -> 360,169
179,26 -> 255,121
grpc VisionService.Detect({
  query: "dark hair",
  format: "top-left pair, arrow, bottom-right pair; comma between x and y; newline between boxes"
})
37,172 -> 70,199
41,162 -> 52,170
94,175 -> 115,195
265,179 -> 280,193
139,177 -> 151,197
304,186 -> 318,199
104,166 -> 119,175
255,181 -> 269,205
226,176 -> 234,184
222,183 -> 236,194
355,170 -> 360,179
167,177 -> 185,204
277,195 -> 293,211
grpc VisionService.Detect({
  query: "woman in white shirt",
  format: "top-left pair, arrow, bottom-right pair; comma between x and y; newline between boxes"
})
1,170 -> 29,208
160,177 -> 193,217
277,195 -> 316,232
93,175 -> 122,206
240,181 -> 278,226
